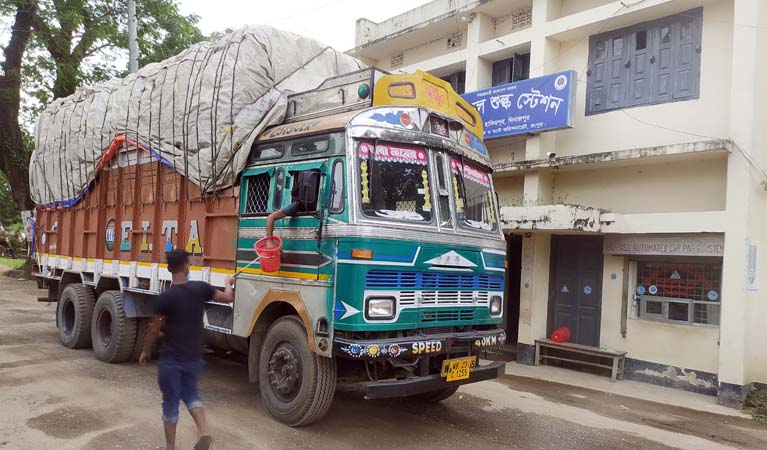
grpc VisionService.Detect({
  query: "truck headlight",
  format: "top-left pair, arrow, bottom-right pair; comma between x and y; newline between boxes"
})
490,296 -> 502,316
366,297 -> 395,320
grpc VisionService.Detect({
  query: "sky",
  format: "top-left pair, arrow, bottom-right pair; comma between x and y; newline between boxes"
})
176,0 -> 433,51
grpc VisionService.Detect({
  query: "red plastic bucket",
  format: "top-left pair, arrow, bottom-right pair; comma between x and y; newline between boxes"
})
254,236 -> 282,273
551,326 -> 571,343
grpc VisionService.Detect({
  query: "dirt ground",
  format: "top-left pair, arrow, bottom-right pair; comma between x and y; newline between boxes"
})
1,271 -> 766,450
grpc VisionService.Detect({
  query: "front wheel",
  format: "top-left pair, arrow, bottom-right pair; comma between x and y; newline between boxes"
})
414,385 -> 459,403
258,316 -> 336,426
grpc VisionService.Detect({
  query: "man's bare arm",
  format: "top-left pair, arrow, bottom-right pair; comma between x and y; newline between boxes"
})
213,276 -> 235,303
266,210 -> 286,238
138,315 -> 165,366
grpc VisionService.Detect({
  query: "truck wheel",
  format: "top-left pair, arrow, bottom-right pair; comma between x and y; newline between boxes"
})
258,316 -> 336,426
91,291 -> 137,363
57,283 -> 96,349
415,385 -> 459,403
129,317 -> 147,364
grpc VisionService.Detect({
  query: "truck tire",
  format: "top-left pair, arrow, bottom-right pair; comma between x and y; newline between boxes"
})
57,283 -> 96,349
91,291 -> 137,363
258,316 -> 336,426
129,317 -> 147,364
415,385 -> 459,403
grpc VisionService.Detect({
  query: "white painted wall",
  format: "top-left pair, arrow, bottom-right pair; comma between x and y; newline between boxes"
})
559,0 -> 614,18
550,156 -> 728,213
377,36 -> 467,72
494,176 -> 525,205
551,1 -> 734,157
600,255 -> 721,375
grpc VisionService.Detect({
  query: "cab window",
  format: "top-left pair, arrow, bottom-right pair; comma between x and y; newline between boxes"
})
292,137 -> 329,156
329,160 -> 345,214
249,143 -> 284,164
289,170 -> 321,213
272,169 -> 285,209
243,173 -> 271,216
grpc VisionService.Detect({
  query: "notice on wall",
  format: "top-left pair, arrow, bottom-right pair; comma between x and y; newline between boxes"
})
604,234 -> 725,257
746,240 -> 758,291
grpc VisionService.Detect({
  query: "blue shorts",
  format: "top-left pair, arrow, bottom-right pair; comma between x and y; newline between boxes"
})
157,357 -> 204,423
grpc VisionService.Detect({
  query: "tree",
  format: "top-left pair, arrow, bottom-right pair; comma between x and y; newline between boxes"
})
0,171 -> 21,226
0,0 -> 204,211
0,1 -> 37,211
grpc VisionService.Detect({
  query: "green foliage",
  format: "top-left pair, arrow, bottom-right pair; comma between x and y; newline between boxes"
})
0,171 -> 21,226
18,0 -> 204,123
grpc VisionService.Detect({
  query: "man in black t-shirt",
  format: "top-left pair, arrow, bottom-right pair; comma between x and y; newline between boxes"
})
140,250 -> 234,450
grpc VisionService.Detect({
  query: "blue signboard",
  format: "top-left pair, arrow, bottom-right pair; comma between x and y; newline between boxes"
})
462,70 -> 576,139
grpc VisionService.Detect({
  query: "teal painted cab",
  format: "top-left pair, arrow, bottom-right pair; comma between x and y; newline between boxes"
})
333,238 -> 505,331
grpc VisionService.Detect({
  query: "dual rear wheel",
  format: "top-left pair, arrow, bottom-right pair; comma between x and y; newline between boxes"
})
57,284 -> 140,363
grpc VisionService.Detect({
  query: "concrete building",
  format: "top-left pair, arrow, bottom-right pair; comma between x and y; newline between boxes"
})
351,0 -> 767,405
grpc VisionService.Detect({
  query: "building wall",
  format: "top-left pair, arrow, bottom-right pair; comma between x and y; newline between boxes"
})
494,176 -> 525,206
559,0 -> 615,18
552,1 -> 734,158
740,0 -> 767,387
550,156 -> 728,213
376,35 -> 467,72
600,255 -> 720,375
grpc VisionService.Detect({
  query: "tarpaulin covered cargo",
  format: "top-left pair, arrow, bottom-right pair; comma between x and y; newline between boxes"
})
30,25 -> 363,207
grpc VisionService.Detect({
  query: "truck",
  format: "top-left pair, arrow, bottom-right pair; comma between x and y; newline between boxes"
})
32,66 -> 507,426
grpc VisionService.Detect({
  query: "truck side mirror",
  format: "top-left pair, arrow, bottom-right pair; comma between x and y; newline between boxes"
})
297,171 -> 320,205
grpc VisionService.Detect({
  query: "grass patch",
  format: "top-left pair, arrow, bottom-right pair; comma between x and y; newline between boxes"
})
0,257 -> 25,269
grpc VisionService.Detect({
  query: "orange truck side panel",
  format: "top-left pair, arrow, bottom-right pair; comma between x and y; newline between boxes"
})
36,160 -> 239,272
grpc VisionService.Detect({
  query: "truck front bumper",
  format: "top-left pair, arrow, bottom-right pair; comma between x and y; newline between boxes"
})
333,328 -> 506,360
364,360 -> 505,399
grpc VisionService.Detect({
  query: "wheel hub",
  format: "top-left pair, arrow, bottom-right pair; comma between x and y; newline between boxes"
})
97,309 -> 113,348
62,300 -> 75,335
267,342 -> 302,401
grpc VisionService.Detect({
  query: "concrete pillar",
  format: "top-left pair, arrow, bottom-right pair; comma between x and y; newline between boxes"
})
516,233 -> 551,363
523,172 -> 553,205
523,0 -> 561,205
718,0 -> 762,406
465,12 -> 494,91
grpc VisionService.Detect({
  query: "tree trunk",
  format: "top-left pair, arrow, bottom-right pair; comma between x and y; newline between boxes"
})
0,1 -> 37,211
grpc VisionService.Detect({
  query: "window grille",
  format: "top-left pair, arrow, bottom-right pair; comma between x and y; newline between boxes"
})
244,174 -> 270,215
635,260 -> 721,326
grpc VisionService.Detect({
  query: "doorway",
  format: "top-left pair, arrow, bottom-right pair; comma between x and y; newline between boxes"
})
505,234 -> 523,344
548,235 -> 604,347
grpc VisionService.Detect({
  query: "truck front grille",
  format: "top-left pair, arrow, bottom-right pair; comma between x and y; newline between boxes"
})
366,270 -> 502,290
420,309 -> 475,323
399,290 -> 489,306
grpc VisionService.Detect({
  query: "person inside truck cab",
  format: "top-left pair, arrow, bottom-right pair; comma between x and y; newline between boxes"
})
264,170 -> 319,246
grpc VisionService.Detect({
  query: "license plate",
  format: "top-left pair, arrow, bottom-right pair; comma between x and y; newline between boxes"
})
440,356 -> 477,382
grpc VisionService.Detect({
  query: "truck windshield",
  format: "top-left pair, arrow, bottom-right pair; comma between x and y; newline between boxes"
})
450,158 -> 498,232
358,141 -> 433,223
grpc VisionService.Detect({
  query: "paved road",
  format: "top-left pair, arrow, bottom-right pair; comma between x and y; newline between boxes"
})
1,273 -> 766,450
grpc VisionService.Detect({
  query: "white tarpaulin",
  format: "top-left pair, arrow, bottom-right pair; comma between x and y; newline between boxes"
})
30,26 -> 363,206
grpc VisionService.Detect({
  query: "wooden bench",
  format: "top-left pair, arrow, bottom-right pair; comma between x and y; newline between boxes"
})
535,339 -> 627,381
